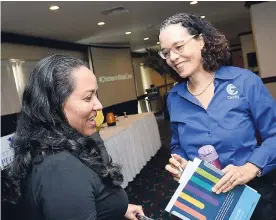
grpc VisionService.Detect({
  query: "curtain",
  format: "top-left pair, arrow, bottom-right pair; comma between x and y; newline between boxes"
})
1,59 -> 37,115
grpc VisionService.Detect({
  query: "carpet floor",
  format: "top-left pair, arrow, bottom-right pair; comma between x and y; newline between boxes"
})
125,115 -> 179,220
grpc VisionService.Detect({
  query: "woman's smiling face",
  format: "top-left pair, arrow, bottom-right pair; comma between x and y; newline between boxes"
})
159,23 -> 204,78
63,66 -> 102,136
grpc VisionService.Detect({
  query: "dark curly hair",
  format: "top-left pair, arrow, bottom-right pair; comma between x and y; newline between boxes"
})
159,13 -> 230,82
3,54 -> 123,204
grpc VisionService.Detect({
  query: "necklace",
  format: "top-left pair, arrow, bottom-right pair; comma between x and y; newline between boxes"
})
187,74 -> 215,96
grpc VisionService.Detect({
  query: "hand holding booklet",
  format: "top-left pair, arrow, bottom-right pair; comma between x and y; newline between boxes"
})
165,158 -> 260,220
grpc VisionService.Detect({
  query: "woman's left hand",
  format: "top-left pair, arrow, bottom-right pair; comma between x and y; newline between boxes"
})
212,163 -> 260,194
124,204 -> 144,220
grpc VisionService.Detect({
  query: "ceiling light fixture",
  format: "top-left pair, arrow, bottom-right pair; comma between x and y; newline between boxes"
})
125,31 -> 131,35
49,5 -> 59,10
144,37 -> 149,40
190,1 -> 198,5
200,15 -> 205,18
98,22 -> 105,26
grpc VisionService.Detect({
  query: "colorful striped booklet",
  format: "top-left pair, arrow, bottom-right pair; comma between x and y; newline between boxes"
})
165,158 -> 260,220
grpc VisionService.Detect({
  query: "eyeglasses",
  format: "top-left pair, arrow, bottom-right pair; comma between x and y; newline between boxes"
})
158,35 -> 198,59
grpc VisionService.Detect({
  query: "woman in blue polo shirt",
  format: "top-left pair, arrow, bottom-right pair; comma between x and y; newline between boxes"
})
160,13 -> 276,219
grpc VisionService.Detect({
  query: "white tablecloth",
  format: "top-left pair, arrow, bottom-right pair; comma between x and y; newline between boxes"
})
100,112 -> 161,188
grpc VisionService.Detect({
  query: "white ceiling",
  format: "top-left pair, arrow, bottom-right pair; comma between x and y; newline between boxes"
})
1,1 -> 252,52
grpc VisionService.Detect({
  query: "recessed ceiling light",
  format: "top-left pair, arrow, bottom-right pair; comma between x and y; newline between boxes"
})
98,22 -> 105,26
200,15 -> 205,18
190,1 -> 198,5
144,37 -> 149,40
157,42 -> 160,45
49,5 -> 59,10
125,31 -> 131,35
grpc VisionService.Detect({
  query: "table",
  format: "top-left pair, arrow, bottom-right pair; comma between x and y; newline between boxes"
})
100,112 -> 161,188
1,113 -> 162,188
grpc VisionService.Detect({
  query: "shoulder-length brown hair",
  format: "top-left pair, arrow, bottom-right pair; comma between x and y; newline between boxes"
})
159,13 -> 231,82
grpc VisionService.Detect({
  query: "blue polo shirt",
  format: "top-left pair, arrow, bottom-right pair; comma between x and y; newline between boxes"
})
167,66 -> 276,175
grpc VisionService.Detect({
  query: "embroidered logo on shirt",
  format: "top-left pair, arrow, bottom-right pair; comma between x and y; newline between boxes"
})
226,84 -> 239,99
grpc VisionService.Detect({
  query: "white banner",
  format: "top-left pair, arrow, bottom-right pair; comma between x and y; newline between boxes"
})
1,133 -> 15,169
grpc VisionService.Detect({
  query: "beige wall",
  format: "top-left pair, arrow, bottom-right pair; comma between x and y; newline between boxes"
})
132,57 -> 168,96
231,50 -> 244,68
240,34 -> 256,69
265,82 -> 276,100
132,57 -> 148,96
132,57 -> 176,113
250,2 -> 276,78
166,74 -> 176,84
138,64 -> 175,97
150,68 -> 165,87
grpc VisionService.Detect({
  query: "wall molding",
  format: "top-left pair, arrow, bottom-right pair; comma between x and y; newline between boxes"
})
244,1 -> 267,9
89,44 -> 130,49
262,76 -> 276,84
230,48 -> 242,52
131,52 -> 147,58
2,32 -> 135,52
230,44 -> 241,47
238,31 -> 253,37
1,32 -> 88,52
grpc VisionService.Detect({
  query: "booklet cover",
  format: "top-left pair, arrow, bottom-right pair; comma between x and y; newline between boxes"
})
165,158 -> 260,220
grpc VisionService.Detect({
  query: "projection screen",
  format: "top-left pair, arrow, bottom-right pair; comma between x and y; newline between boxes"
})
89,47 -> 137,107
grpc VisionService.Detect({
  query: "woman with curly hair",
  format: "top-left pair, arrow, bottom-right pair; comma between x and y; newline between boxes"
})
4,54 -> 144,220
161,13 -> 276,219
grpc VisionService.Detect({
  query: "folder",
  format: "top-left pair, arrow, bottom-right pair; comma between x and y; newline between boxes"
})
165,158 -> 260,220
